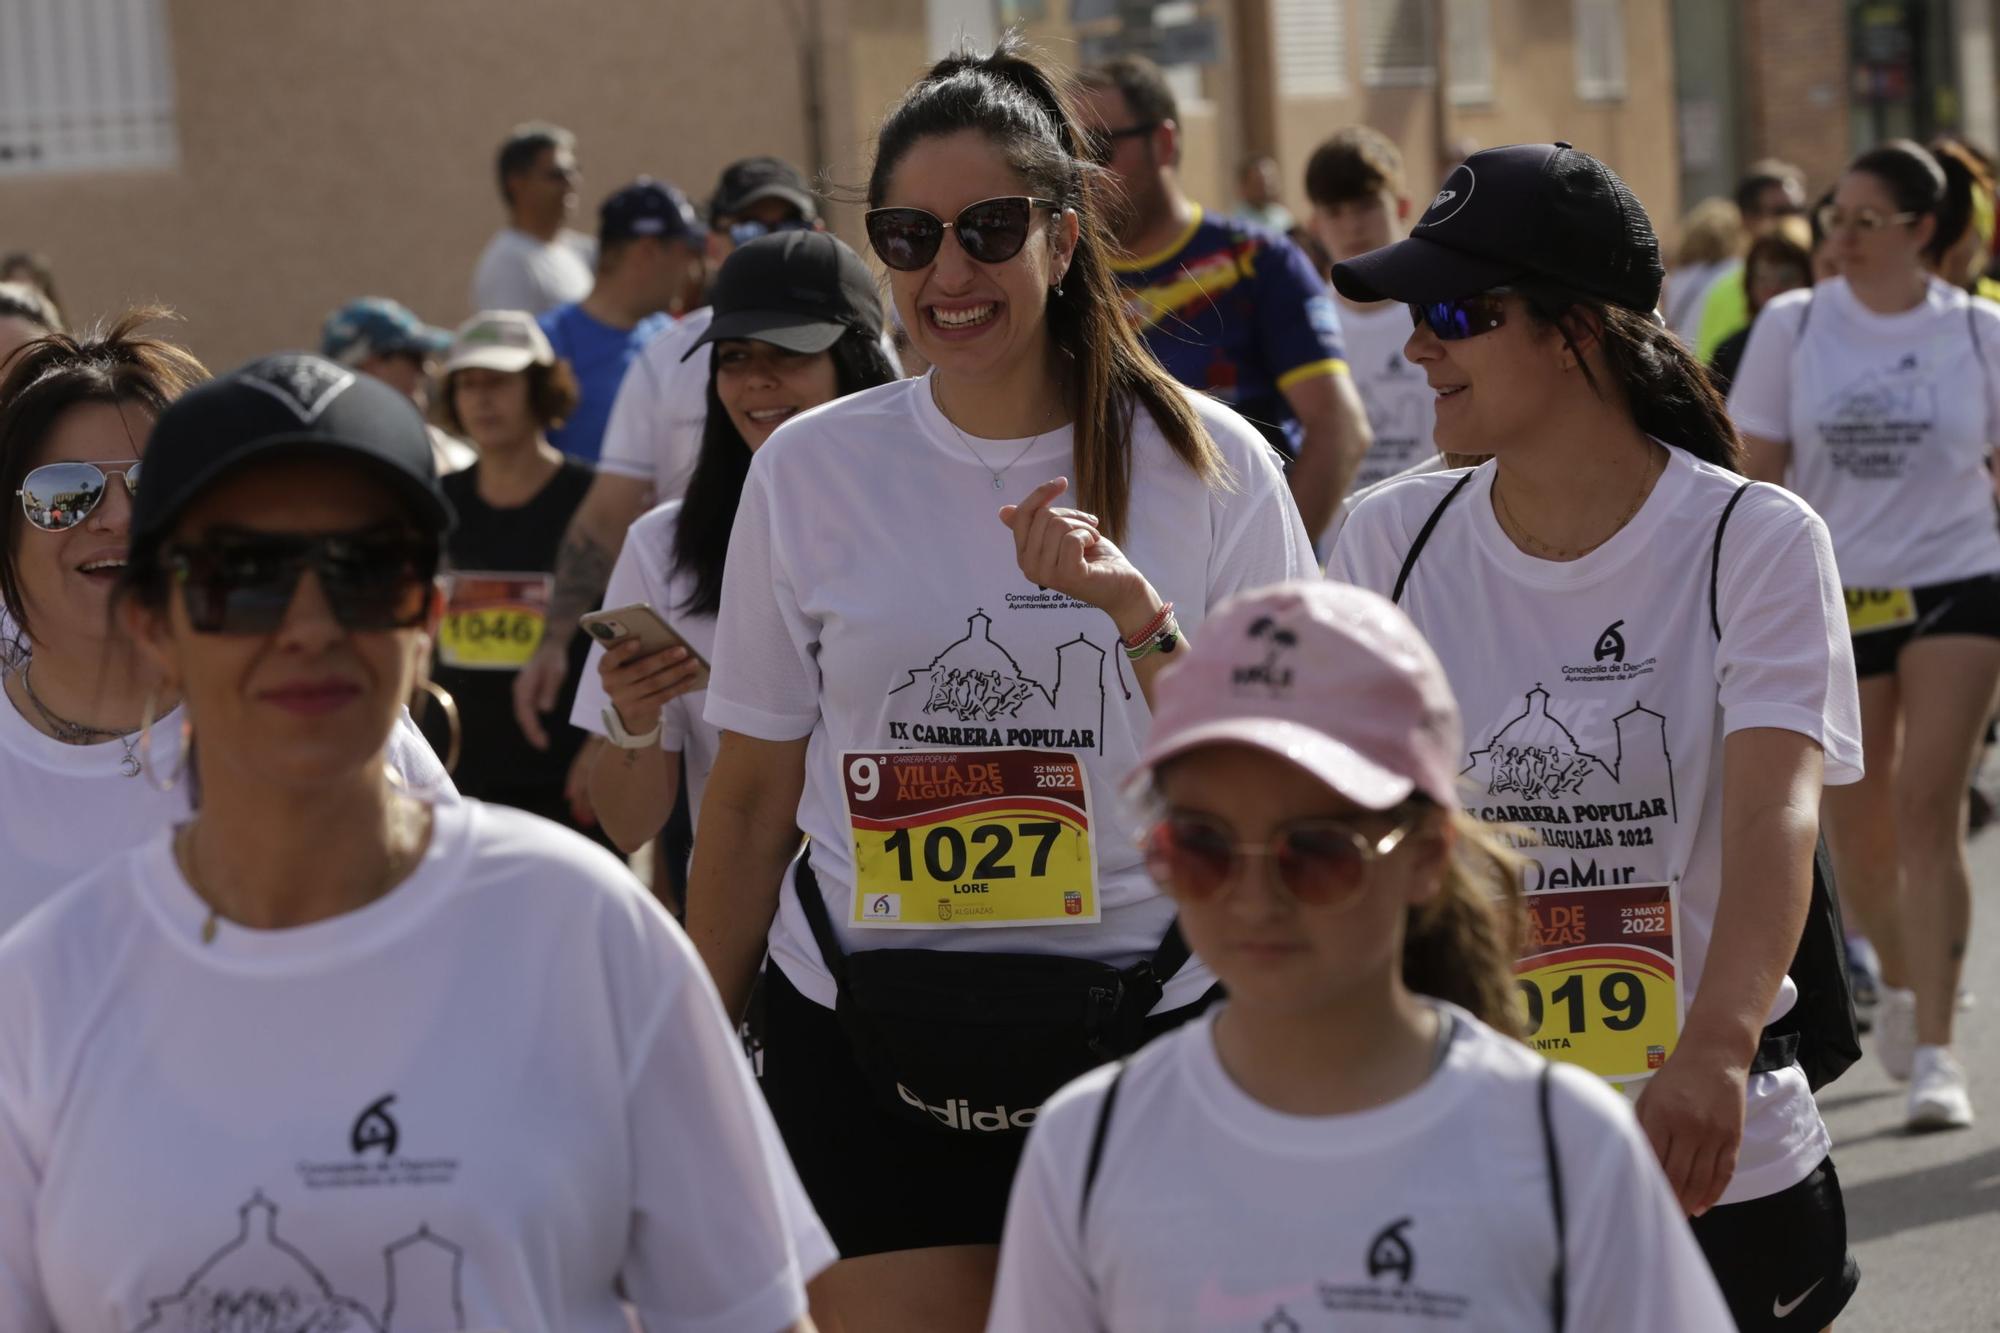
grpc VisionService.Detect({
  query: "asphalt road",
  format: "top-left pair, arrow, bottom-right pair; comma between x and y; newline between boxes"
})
1820,794 -> 2000,1332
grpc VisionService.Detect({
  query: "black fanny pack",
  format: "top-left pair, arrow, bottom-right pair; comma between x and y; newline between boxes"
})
792,851 -> 1196,1135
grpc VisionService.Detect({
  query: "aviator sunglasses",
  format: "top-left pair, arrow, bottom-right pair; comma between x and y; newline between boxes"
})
163,528 -> 437,635
864,196 -> 1061,271
16,459 -> 141,533
1410,291 -> 1510,342
1142,808 -> 1423,909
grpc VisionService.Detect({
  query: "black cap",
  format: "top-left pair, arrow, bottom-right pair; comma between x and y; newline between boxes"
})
1331,143 -> 1664,311
681,231 -> 883,360
707,156 -> 817,224
134,353 -> 454,546
599,177 -> 699,247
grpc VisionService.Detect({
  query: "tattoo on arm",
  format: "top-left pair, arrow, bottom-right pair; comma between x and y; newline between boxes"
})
548,529 -> 615,634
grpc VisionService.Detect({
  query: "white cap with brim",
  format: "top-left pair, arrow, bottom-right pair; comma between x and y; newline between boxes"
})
445,310 -> 556,375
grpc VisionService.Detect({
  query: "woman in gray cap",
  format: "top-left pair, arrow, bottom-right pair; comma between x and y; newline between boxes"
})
0,353 -> 827,1333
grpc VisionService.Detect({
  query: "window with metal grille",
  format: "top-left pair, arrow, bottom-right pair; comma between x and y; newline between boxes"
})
0,0 -> 177,177
1447,0 -> 1494,105
1573,0 -> 1627,102
1362,0 -> 1434,88
1274,0 -> 1349,98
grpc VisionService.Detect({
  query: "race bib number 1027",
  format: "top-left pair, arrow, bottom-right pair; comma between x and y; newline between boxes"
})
842,749 -> 1099,928
1515,881 -> 1682,1088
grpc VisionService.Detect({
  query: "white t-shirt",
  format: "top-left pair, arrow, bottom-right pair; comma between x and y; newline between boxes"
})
1727,275 -> 2000,587
988,1005 -> 1734,1333
1331,448 -> 1863,1205
1320,450 -> 1455,564
1339,300 -> 1438,491
597,309 -> 717,501
469,226 -> 596,316
0,699 -> 455,938
0,798 -> 832,1333
705,374 -> 1316,1011
571,501 -> 720,826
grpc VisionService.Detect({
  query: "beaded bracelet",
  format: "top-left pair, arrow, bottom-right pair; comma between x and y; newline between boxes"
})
1120,600 -> 1174,650
1123,606 -> 1182,662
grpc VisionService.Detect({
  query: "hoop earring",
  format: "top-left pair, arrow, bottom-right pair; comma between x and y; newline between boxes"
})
137,688 -> 190,796
413,679 -> 461,775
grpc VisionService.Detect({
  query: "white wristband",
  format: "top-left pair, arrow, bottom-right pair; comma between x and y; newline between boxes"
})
600,706 -> 662,750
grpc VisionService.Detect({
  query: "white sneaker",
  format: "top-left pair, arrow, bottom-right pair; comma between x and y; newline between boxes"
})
1875,986 -> 1917,1081
1907,1046 -> 1974,1130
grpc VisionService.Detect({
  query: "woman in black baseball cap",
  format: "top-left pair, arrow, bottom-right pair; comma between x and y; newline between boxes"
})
0,352 -> 829,1331
1329,144 -> 1864,1332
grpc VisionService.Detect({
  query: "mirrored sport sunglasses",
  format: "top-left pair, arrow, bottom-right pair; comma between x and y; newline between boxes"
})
17,459 -> 140,533
863,196 -> 1061,271
1410,291 -> 1510,341
723,215 -> 816,247
1141,808 -> 1422,909
164,529 -> 437,635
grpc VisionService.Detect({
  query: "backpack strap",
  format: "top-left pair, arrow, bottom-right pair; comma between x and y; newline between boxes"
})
789,848 -> 850,988
1392,471 -> 1477,604
1538,1063 -> 1568,1332
1079,1061 -> 1130,1235
1709,481 -> 1757,640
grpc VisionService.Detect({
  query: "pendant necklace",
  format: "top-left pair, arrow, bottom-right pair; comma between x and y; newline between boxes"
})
16,663 -> 142,776
936,381 -> 1060,490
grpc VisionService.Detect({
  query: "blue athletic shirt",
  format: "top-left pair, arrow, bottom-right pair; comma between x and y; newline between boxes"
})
1112,205 -> 1348,456
538,304 -> 673,463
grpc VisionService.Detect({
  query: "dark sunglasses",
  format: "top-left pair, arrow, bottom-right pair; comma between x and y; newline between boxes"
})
1142,808 -> 1422,909
864,196 -> 1061,271
1410,292 -> 1511,341
164,529 -> 437,636
1088,121 -> 1159,165
17,459 -> 141,533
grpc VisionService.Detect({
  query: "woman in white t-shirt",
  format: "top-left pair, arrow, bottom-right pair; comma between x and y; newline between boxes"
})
575,231 -> 899,861
690,37 -> 1314,1331
0,314 -> 451,939
1330,143 -> 1863,1333
0,354 -> 826,1333
1730,140 -> 2000,1133
989,581 -> 1734,1332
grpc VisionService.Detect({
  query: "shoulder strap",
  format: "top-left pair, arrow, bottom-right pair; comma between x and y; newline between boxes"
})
1079,1061 -> 1130,1234
1392,471 -> 1477,604
788,848 -> 850,987
1538,1063 -> 1568,1332
1796,290 -> 1815,337
1709,482 -> 1756,640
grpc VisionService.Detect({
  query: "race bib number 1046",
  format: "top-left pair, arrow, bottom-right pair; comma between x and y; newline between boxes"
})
842,748 -> 1098,929
1515,881 -> 1682,1088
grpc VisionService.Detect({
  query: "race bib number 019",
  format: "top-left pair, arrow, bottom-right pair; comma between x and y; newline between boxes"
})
1844,586 -> 1917,636
842,748 -> 1098,929
438,572 -> 553,670
1515,881 -> 1681,1087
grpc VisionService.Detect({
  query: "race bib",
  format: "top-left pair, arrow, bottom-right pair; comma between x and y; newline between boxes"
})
1844,586 -> 1917,635
438,571 -> 552,670
841,748 -> 1099,929
1515,881 -> 1682,1088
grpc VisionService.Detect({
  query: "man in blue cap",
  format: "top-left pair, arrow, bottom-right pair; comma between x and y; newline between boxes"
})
321,297 -> 473,473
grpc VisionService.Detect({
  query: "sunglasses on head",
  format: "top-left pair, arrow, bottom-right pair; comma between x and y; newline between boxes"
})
1142,807 -> 1423,909
864,196 -> 1061,272
1410,292 -> 1510,342
163,528 -> 437,636
17,460 -> 141,533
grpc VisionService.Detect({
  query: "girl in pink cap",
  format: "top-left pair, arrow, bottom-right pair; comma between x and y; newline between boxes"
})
987,580 -> 1732,1332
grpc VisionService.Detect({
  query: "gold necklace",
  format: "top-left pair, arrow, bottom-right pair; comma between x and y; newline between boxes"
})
1494,445 -> 1662,561
177,800 -> 426,944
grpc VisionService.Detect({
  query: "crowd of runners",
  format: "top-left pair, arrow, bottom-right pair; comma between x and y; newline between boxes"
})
1,31 -> 1996,1333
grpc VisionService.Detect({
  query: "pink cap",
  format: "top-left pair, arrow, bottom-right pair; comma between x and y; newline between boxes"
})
1130,581 -> 1463,810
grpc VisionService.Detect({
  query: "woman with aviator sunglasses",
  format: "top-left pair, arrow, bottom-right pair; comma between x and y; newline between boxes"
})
1731,140 -> 2000,1137
691,35 -> 1312,1332
0,317 -> 453,940
0,352 -> 829,1333
988,580 -> 1733,1331
1331,144 -> 1862,1333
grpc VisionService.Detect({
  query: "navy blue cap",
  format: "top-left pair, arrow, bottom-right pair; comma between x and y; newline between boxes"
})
599,178 -> 699,247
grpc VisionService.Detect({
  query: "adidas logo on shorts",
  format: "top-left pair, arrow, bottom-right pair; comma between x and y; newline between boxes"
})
896,1082 -> 1039,1131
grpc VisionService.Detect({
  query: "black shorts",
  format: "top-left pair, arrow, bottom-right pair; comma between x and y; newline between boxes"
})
1848,572 -> 2000,677
760,960 -> 1212,1257
1689,1156 -> 1857,1331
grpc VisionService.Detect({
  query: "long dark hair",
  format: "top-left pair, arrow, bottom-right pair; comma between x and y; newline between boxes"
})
867,35 -> 1225,542
671,327 -> 899,617
1518,284 -> 1745,472
0,308 -> 207,649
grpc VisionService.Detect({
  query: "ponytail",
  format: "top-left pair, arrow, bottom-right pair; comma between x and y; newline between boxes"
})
1404,809 -> 1529,1037
868,34 -> 1227,542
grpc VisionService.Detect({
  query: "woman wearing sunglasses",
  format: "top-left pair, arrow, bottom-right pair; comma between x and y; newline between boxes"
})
0,353 -> 827,1333
1731,140 -> 2000,1137
574,231 -> 896,860
0,317 -> 452,940
988,581 -> 1733,1331
690,37 -> 1312,1332
1330,144 -> 1862,1333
